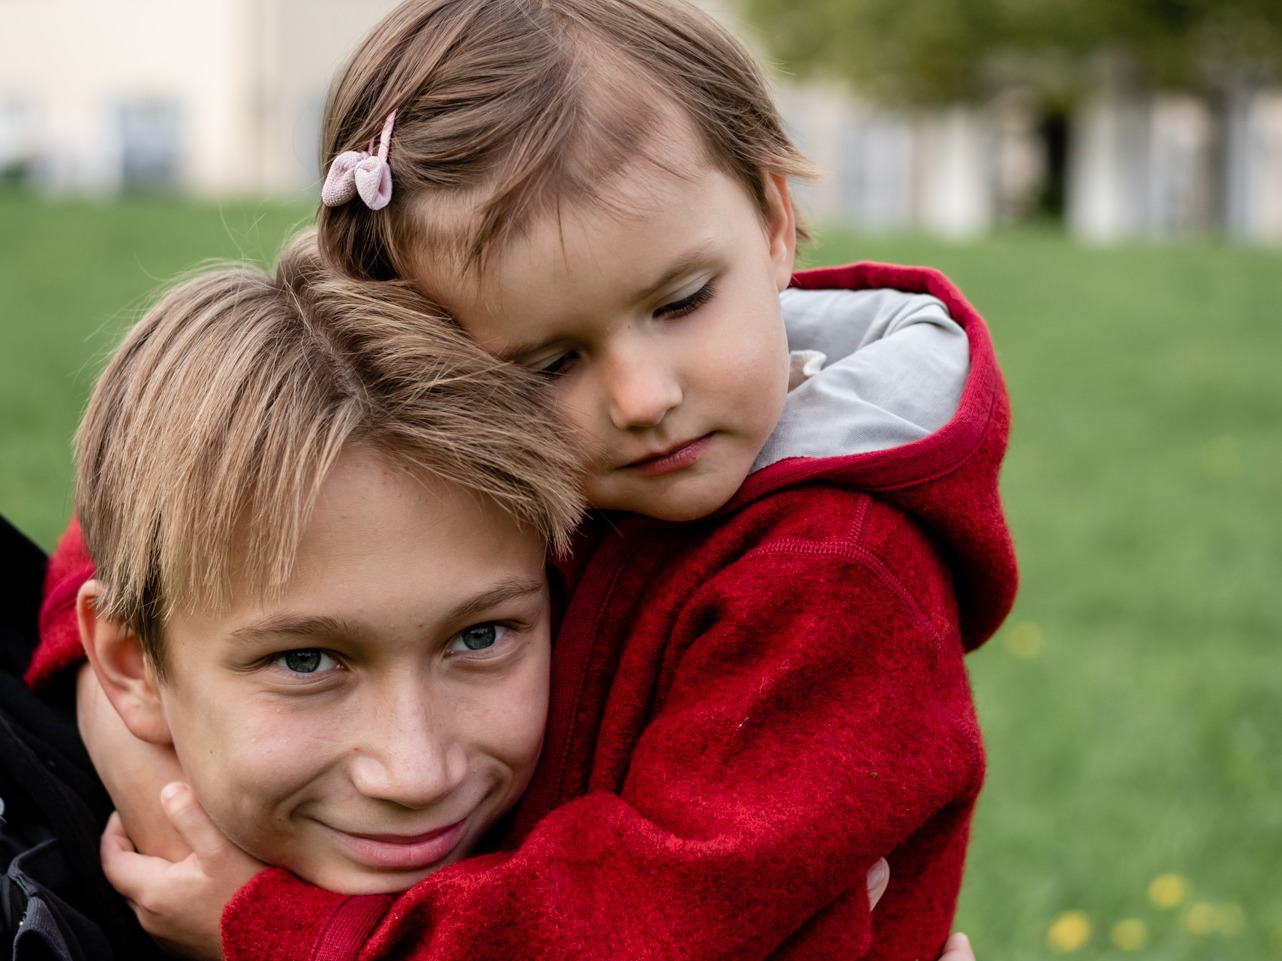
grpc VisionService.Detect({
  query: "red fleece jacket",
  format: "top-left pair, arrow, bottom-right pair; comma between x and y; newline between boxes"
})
30,263 -> 1017,961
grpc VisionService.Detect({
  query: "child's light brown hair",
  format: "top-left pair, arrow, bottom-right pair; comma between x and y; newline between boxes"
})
318,0 -> 813,282
76,229 -> 583,674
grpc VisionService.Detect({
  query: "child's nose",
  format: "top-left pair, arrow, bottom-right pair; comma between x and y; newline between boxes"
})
604,350 -> 682,430
347,689 -> 469,808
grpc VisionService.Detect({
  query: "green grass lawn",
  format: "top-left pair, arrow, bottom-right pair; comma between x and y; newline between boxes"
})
0,193 -> 313,546
3,194 -> 1280,959
808,229 -> 1282,959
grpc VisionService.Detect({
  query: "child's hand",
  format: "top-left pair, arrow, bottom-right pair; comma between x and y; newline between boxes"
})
939,932 -> 975,961
864,862 -> 975,961
866,857 -> 889,908
76,663 -> 191,861
101,782 -> 266,961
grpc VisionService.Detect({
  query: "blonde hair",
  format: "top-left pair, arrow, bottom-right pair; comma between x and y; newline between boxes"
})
318,0 -> 813,281
76,229 -> 583,672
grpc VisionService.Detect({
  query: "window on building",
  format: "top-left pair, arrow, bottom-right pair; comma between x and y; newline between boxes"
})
115,98 -> 182,189
0,97 -> 35,185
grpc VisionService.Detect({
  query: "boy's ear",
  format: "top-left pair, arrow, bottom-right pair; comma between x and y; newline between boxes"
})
77,579 -> 173,746
763,171 -> 797,292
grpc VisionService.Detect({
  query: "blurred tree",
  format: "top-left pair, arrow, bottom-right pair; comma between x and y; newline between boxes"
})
742,0 -> 1282,230
741,0 -> 1282,102
738,0 -> 1001,104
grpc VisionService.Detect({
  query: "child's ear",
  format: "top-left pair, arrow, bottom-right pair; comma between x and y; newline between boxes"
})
77,579 -> 173,746
763,172 -> 797,292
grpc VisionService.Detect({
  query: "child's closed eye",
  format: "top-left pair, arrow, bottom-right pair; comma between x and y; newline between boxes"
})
530,351 -> 579,380
656,281 -> 715,320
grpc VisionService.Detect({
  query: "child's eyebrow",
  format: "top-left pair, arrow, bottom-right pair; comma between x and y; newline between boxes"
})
632,243 -> 716,299
621,242 -> 717,312
491,243 -> 717,362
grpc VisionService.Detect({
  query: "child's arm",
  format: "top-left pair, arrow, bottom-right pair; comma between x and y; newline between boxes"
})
105,797 -> 914,961
106,496 -> 980,961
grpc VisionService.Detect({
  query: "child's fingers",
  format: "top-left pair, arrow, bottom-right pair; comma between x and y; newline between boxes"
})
939,932 -> 974,961
159,781 -> 231,863
101,811 -> 137,856
865,858 -> 890,909
101,812 -> 169,901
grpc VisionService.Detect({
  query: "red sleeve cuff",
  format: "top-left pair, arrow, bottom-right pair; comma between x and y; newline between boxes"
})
223,869 -> 395,961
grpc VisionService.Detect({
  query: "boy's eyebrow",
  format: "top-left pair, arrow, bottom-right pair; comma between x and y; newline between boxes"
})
225,577 -> 546,645
227,614 -> 363,645
441,576 -> 546,624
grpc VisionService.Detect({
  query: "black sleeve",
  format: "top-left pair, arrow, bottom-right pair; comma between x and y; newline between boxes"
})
0,514 -> 46,679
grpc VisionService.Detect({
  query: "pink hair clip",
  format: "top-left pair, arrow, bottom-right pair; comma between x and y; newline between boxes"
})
321,110 -> 397,211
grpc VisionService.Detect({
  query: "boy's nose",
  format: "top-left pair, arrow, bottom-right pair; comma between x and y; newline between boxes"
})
347,690 -> 469,809
604,351 -> 682,430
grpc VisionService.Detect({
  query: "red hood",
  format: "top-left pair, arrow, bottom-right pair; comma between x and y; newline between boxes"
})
720,261 -> 1016,650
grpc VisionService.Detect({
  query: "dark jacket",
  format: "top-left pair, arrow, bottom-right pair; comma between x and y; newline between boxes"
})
1,514 -> 165,961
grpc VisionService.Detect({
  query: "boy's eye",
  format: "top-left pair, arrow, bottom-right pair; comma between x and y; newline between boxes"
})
656,281 -> 715,320
272,649 -> 340,675
447,623 -> 509,653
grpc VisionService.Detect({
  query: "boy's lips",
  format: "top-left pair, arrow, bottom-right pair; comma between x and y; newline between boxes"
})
331,818 -> 469,871
621,434 -> 713,476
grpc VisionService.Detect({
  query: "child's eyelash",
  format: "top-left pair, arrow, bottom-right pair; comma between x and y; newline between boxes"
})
532,353 -> 577,379
658,281 -> 715,318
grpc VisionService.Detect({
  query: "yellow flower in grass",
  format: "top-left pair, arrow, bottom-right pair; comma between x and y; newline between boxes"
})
1148,873 -> 1190,909
1111,919 -> 1148,951
1179,907 -> 1240,937
1047,911 -> 1092,952
1217,904 -> 1245,935
1182,902 -> 1245,936
1183,902 -> 1218,935
1003,621 -> 1044,659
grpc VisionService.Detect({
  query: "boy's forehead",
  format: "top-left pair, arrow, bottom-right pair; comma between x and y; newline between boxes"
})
166,449 -> 547,643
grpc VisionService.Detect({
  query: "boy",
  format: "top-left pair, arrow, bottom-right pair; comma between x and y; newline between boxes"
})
11,230 -> 583,953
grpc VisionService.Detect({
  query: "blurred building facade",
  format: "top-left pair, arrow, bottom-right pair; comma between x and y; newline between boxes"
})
781,80 -> 1282,245
3,0 -> 1281,244
0,0 -> 398,197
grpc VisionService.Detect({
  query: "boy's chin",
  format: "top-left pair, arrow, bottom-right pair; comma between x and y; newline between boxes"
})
291,863 -> 444,896
276,841 -> 477,896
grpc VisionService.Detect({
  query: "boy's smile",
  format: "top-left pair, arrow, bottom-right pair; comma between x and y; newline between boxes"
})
412,131 -> 797,521
145,448 -> 551,894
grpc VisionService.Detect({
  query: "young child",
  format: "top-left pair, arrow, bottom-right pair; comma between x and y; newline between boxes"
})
16,230 -> 902,958
37,1 -> 1016,958
14,230 -> 583,953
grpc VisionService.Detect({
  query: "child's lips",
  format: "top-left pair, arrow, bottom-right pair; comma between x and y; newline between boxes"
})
332,818 -> 469,871
622,434 -> 713,476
